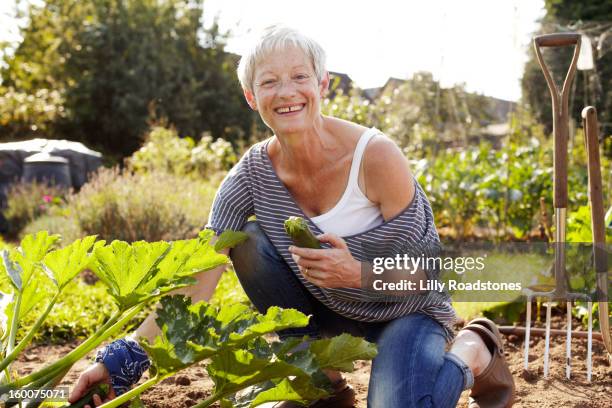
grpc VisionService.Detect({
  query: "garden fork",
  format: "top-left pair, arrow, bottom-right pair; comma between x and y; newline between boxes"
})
525,33 -> 593,381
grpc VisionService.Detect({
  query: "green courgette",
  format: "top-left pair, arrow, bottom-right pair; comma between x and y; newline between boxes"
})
284,217 -> 321,249
60,384 -> 108,408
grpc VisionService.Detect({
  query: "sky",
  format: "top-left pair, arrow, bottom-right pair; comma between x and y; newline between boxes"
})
0,0 -> 546,101
200,0 -> 546,101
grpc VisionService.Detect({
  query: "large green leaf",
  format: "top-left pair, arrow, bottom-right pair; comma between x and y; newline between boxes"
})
250,377 -> 328,407
212,230 -> 249,252
207,349 -> 307,398
156,238 -> 228,283
91,240 -> 171,309
140,335 -> 205,377
309,333 -> 378,372
223,307 -> 309,347
144,297 -> 311,378
18,231 -> 59,263
142,296 -> 376,408
1,250 -> 23,291
14,232 -> 60,288
42,236 -> 99,289
4,278 -> 51,341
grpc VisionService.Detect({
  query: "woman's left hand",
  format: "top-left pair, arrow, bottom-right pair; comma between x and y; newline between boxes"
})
289,233 -> 361,289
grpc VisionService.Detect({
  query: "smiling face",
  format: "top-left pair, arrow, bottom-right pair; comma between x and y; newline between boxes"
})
244,45 -> 329,135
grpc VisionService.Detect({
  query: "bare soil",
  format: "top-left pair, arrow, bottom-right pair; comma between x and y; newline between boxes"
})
11,324 -> 611,408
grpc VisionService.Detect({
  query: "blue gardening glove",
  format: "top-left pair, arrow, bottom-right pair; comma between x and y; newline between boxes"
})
95,337 -> 151,396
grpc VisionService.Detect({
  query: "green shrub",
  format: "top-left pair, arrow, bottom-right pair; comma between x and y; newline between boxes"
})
67,167 -> 216,242
22,213 -> 82,244
128,126 -> 236,183
0,87 -> 66,140
2,182 -> 69,238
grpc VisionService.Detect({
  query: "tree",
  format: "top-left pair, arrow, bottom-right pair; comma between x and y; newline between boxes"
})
374,72 -> 496,149
1,0 -> 256,158
521,0 -> 612,156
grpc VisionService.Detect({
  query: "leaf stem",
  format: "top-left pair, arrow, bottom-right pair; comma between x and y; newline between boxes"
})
191,390 -> 230,408
6,293 -> 23,356
11,303 -> 143,389
97,375 -> 164,408
0,292 -> 62,373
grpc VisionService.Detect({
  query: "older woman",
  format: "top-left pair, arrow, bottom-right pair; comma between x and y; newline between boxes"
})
70,26 -> 515,408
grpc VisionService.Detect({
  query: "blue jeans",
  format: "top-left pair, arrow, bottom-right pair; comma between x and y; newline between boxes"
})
230,221 -> 473,408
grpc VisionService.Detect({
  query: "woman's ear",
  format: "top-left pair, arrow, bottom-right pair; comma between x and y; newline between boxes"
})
319,71 -> 330,98
244,89 -> 258,111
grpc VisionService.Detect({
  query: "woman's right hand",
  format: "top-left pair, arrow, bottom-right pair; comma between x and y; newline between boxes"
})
68,362 -> 117,407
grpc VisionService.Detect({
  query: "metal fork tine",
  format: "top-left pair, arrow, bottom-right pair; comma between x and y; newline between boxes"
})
524,297 -> 532,370
544,300 -> 552,378
587,301 -> 593,382
566,300 -> 572,379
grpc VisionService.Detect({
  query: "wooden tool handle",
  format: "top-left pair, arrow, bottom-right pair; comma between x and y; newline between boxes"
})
535,33 -> 581,47
533,33 -> 581,209
581,106 -> 607,271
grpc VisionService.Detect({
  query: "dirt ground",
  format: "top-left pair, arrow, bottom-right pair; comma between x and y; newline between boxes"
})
10,323 -> 612,408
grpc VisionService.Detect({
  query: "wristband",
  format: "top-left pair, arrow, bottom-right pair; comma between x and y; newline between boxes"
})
95,337 -> 151,395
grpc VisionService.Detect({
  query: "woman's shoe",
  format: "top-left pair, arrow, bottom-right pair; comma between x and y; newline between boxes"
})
272,378 -> 355,407
463,318 -> 515,408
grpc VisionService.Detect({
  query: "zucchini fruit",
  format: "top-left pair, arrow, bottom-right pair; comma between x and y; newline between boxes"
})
61,384 -> 108,408
284,217 -> 321,249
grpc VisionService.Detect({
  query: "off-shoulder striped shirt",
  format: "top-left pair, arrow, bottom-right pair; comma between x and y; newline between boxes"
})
206,136 -> 457,341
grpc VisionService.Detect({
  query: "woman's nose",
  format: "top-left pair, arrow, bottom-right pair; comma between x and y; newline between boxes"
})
277,79 -> 298,97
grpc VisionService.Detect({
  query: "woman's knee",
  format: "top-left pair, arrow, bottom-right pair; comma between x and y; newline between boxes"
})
230,221 -> 281,280
367,314 -> 448,407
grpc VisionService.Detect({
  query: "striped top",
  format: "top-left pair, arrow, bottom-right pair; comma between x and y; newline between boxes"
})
206,135 -> 457,341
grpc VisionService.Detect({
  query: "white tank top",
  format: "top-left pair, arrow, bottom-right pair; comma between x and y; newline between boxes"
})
311,128 -> 384,237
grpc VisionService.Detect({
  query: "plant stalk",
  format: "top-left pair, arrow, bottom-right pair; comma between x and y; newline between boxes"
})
9,304 -> 143,389
6,293 -> 23,356
97,376 -> 163,408
0,292 -> 62,373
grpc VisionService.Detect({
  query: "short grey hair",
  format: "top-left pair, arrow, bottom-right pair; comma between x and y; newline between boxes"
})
237,25 -> 327,93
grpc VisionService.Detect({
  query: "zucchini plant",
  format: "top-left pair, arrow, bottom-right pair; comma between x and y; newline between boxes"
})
0,230 -> 231,402
0,230 -> 377,407
102,295 -> 376,408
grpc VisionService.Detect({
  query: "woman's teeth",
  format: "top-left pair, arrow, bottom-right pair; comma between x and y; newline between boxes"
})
276,104 -> 304,114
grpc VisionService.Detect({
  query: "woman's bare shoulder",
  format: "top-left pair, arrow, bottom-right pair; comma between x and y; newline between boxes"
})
324,116 -> 369,142
363,133 -> 416,220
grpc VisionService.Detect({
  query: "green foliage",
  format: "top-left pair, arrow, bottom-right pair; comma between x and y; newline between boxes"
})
321,72 -> 498,149
321,88 -> 378,126
521,1 -> 612,151
128,126 -> 237,182
414,131 -> 610,240
0,230 -> 233,399
92,233 -> 227,310
209,269 -> 250,309
24,279 -> 115,344
101,295 -> 376,408
22,213 -> 82,244
376,72 -> 496,148
67,166 -> 217,242
567,205 -> 612,243
1,0 -> 255,157
2,182 -> 69,238
0,86 -> 66,140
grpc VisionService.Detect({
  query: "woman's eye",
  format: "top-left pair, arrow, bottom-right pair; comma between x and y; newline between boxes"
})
261,79 -> 276,86
295,74 -> 309,80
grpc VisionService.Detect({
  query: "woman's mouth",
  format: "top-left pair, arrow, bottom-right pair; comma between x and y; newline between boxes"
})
274,104 -> 305,114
